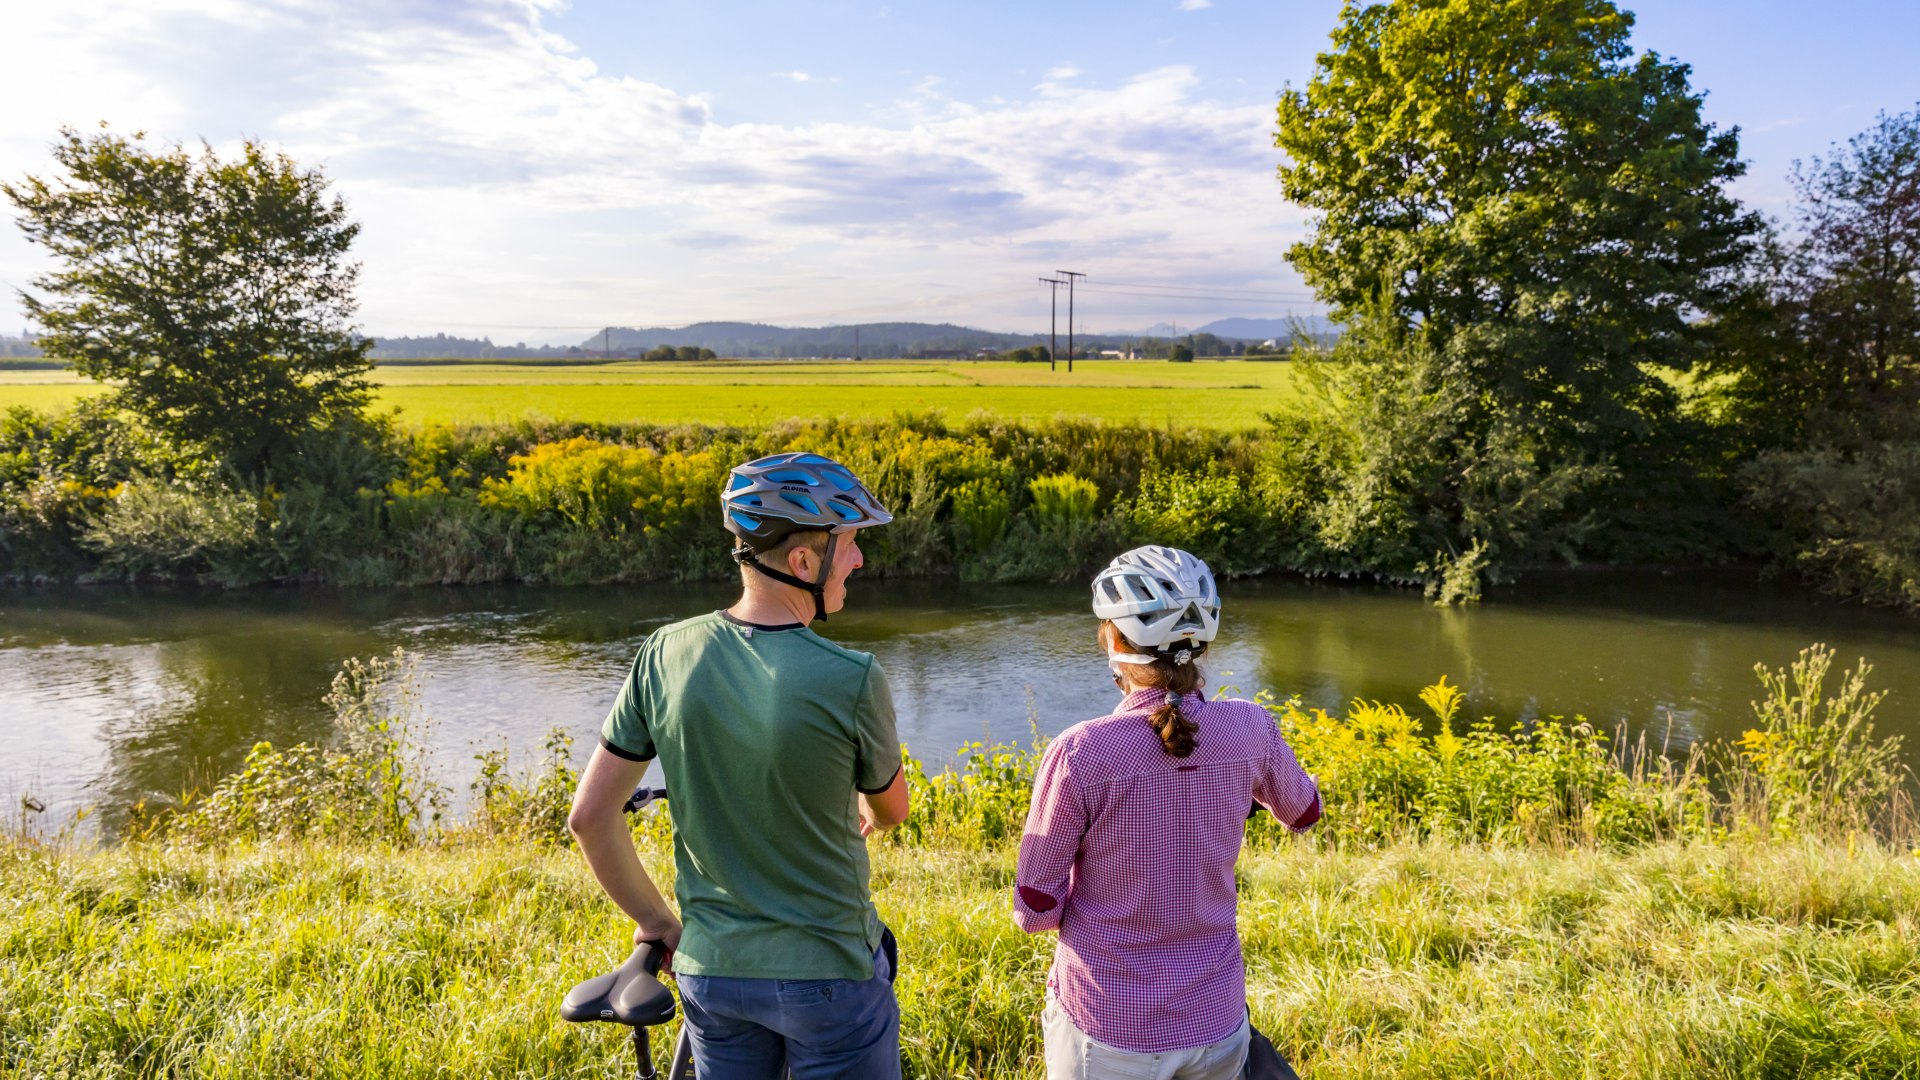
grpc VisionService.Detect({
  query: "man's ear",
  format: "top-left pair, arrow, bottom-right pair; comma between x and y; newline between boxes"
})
786,543 -> 814,580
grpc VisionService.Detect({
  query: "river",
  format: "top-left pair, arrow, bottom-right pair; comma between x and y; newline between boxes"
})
4,572 -> 1917,833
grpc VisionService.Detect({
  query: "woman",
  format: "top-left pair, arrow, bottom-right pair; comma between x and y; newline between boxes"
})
1013,546 -> 1321,1079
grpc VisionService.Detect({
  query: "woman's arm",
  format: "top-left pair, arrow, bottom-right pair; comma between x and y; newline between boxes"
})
1253,708 -> 1322,831
1012,739 -> 1086,932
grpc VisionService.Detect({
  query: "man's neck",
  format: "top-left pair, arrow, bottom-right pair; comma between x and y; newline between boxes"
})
727,583 -> 815,627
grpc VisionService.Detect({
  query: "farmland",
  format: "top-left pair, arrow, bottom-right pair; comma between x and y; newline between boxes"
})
0,359 -> 1302,429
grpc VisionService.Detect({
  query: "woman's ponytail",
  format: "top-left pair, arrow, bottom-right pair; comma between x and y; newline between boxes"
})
1100,621 -> 1205,758
1149,692 -> 1199,758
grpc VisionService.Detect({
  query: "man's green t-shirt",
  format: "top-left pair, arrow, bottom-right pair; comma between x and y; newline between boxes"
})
600,610 -> 902,981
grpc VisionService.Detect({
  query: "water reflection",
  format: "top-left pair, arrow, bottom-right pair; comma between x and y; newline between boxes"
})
3,572 -> 1916,832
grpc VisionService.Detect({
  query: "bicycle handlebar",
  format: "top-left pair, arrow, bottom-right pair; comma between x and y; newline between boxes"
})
623,786 -> 668,814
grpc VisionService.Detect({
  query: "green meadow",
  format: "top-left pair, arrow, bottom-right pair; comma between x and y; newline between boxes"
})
0,359 -> 1302,429
7,833 -> 1917,1079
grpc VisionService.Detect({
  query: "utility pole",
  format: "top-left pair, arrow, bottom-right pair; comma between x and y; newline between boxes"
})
1039,277 -> 1065,372
1057,270 -> 1084,373
854,325 -> 860,362
602,326 -> 612,358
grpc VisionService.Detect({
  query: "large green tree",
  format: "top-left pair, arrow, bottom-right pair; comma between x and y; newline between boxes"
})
4,127 -> 372,476
1273,0 -> 1766,591
1277,0 -> 1761,443
1713,106 -> 1920,449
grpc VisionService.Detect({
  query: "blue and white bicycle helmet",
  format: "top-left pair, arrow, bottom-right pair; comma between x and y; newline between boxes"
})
1091,545 -> 1220,662
721,452 -> 891,621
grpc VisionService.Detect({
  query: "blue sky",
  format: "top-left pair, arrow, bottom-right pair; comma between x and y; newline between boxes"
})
2,0 -> 1917,342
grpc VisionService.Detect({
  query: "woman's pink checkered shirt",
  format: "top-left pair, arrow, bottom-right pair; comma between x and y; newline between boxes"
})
1013,688 -> 1321,1054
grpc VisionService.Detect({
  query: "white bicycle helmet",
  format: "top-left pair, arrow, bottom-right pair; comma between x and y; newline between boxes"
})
1091,545 -> 1221,660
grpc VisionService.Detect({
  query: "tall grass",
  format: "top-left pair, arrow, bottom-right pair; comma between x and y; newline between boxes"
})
6,830 -> 1917,1077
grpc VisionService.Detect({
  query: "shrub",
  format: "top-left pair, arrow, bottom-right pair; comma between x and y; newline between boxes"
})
1741,444 -> 1920,610
164,649 -> 446,844
81,476 -> 263,585
480,437 -> 730,581
950,477 -> 1011,556
1124,466 -> 1261,571
1733,644 -> 1910,837
895,739 -> 1047,849
468,729 -> 579,845
1027,473 -> 1099,525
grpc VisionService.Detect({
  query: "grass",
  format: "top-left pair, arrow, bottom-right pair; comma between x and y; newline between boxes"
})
0,360 -> 1302,430
4,833 -> 1917,1079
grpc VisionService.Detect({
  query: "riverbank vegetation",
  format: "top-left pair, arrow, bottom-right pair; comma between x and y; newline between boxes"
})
5,645 -> 1915,1077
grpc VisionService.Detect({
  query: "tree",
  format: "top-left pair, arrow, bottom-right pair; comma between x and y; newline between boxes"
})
4,127 -> 372,476
1169,343 -> 1195,363
644,345 -> 676,362
1276,0 -> 1761,447
1714,106 -> 1920,448
1272,0 -> 1764,591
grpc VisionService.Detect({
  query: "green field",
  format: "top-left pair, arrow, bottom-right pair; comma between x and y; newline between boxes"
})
0,360 -> 1302,429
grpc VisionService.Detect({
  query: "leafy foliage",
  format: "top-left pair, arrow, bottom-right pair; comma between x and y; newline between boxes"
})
1735,645 -> 1910,837
1274,0 -> 1763,597
3,127 -> 372,476
1741,443 -> 1920,610
162,649 -> 445,844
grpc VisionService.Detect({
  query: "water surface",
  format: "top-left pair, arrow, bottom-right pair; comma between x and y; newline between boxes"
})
4,573 -> 1916,832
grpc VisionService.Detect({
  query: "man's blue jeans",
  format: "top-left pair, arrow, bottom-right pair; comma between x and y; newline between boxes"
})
676,930 -> 900,1080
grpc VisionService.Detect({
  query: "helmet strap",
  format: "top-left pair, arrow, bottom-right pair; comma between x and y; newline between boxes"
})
732,532 -> 840,623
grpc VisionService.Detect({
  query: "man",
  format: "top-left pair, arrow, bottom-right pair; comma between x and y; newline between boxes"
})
568,451 -> 911,1079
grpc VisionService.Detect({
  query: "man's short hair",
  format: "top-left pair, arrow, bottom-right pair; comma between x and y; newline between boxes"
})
740,529 -> 830,582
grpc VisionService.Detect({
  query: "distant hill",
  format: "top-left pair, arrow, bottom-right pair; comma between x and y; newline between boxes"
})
359,318 -> 1336,362
1197,316 -> 1334,340
596,321 -> 1046,358
1128,317 -> 1334,341
369,334 -> 577,360
590,319 -> 1335,357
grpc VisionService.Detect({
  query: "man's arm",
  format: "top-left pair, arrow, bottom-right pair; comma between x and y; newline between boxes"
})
857,766 -> 909,835
568,744 -> 682,949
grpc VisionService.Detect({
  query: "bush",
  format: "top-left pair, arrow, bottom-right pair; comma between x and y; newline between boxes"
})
162,649 -> 446,844
950,477 -> 1011,556
479,437 -> 731,582
1733,645 -> 1910,837
1742,443 -> 1920,610
1124,466 -> 1261,571
468,729 -> 579,845
1027,473 -> 1099,525
81,476 -> 263,585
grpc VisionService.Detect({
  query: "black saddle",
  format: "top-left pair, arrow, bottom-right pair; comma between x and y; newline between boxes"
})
560,941 -> 676,1027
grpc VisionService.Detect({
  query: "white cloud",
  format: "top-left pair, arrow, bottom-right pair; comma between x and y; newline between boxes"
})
773,71 -> 813,82
1180,0 -> 1214,10
1043,64 -> 1082,81
0,1 -> 1311,336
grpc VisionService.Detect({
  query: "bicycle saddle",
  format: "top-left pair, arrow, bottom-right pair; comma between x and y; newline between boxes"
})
561,941 -> 676,1027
